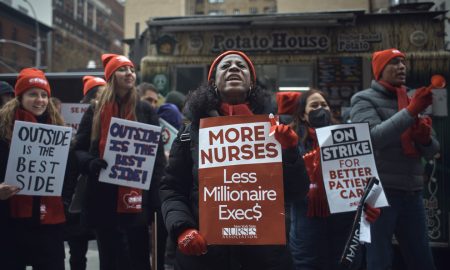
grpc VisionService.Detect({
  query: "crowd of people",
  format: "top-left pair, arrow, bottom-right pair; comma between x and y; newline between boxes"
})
0,48 -> 440,270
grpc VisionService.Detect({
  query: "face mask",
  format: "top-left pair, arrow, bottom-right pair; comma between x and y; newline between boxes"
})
308,107 -> 331,128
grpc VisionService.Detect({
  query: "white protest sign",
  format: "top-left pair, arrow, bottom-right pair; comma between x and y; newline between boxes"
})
158,118 -> 178,154
60,103 -> 90,133
316,123 -> 388,214
4,121 -> 72,196
99,117 -> 161,190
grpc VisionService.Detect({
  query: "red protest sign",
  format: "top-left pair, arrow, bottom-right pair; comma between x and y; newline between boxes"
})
198,115 -> 285,245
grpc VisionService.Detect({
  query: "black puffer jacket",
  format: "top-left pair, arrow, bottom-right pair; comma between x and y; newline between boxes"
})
73,100 -> 166,228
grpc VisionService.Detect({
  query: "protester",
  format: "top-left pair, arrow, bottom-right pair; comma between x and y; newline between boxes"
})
288,89 -> 380,270
351,48 -> 440,270
0,68 -> 76,269
81,75 -> 106,104
138,82 -> 160,109
0,81 -> 14,108
160,50 -> 307,270
165,90 -> 186,112
64,75 -> 106,270
72,54 -> 166,270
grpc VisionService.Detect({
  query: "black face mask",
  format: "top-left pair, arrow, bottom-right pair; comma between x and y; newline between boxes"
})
308,108 -> 331,128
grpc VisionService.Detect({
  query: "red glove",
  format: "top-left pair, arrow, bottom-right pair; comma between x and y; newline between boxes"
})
411,116 -> 432,145
406,87 -> 433,116
363,203 -> 381,223
269,114 -> 298,149
177,229 -> 207,256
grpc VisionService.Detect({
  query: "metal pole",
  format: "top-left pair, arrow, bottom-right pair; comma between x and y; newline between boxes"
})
24,0 -> 41,68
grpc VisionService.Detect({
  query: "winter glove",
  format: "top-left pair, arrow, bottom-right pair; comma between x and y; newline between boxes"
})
363,203 -> 381,223
88,158 -> 108,176
411,116 -> 432,145
269,114 -> 298,149
177,229 -> 207,256
406,87 -> 433,116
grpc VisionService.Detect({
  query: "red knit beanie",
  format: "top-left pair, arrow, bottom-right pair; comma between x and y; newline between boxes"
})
372,48 -> 406,80
14,68 -> 51,97
83,76 -> 106,96
276,92 -> 302,115
207,50 -> 256,84
101,54 -> 134,82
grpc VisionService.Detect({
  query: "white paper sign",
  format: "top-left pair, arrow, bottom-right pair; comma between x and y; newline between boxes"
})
60,103 -> 90,133
4,121 -> 72,196
316,123 -> 388,214
99,117 -> 161,190
159,118 -> 178,154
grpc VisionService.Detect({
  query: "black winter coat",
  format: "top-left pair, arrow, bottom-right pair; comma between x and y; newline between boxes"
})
72,100 -> 166,228
160,118 -> 309,242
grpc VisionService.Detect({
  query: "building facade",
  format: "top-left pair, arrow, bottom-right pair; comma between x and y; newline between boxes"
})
52,0 -> 124,71
0,0 -> 52,72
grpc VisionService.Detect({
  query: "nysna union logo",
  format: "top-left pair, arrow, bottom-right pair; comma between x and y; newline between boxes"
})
40,204 -> 47,220
29,77 -> 48,86
161,127 -> 170,144
123,190 -> 142,209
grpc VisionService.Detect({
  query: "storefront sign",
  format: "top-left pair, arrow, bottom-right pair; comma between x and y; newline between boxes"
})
198,115 -> 285,245
337,33 -> 381,52
212,32 -> 329,52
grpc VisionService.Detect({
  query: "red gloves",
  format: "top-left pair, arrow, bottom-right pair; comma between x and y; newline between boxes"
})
269,114 -> 298,149
177,229 -> 207,256
363,203 -> 381,223
406,87 -> 433,116
411,116 -> 432,145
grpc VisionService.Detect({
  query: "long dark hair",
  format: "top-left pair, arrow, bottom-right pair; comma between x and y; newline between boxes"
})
185,83 -> 271,126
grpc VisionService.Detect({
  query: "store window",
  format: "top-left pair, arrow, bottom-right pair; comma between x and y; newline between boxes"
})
174,65 -> 206,95
278,64 -> 313,89
209,0 -> 224,3
255,64 -> 313,92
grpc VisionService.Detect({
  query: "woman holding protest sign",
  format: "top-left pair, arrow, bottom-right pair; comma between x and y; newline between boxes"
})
63,75 -> 106,270
160,50 -> 308,270
288,89 -> 380,270
0,68 -> 74,269
72,54 -> 167,270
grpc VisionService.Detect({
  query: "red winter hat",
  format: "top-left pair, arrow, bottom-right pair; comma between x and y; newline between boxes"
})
372,48 -> 406,80
276,92 -> 302,115
207,50 -> 256,84
83,76 -> 106,96
15,68 -> 51,97
101,54 -> 134,81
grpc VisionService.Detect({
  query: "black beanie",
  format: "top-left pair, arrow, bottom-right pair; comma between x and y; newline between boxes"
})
0,81 -> 14,96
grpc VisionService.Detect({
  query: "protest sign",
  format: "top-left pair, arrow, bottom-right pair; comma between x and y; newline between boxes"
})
4,121 -> 72,196
198,115 -> 285,245
158,118 -> 178,154
60,103 -> 90,132
99,117 -> 161,190
316,123 -> 388,214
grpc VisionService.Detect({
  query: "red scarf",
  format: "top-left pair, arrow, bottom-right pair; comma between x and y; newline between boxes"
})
9,108 -> 65,224
378,81 -> 419,157
303,128 -> 330,217
99,98 -> 143,213
219,103 -> 253,116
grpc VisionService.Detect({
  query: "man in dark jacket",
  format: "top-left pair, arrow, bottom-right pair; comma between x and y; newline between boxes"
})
350,48 -> 439,270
